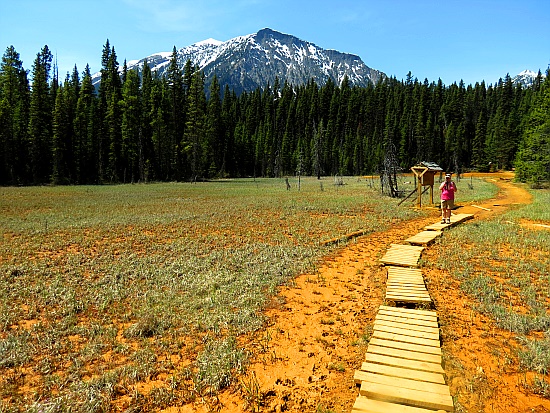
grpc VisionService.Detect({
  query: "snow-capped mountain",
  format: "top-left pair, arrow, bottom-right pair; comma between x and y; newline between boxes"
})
511,69 -> 543,88
93,28 -> 385,94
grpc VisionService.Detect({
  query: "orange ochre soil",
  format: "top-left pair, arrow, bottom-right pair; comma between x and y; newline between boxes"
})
175,172 -> 550,413
7,173 -> 549,413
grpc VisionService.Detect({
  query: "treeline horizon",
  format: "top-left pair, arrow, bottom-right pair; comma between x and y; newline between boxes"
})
1,41 -> 549,186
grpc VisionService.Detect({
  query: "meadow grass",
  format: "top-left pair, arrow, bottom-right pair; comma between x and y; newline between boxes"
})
427,185 -> 550,397
1,176 -> 439,411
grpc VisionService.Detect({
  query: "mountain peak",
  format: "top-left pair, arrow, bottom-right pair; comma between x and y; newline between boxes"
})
194,38 -> 223,47
93,28 -> 385,94
512,69 -> 544,88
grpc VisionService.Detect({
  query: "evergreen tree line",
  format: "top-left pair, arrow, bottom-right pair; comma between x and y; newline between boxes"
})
1,42 -> 549,186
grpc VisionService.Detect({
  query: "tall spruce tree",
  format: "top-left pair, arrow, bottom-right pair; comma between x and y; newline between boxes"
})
184,69 -> 206,180
0,46 -> 30,185
140,59 -> 154,182
121,68 -> 141,182
206,75 -> 223,177
74,64 -> 95,183
28,45 -> 53,184
166,48 -> 185,179
106,46 -> 123,182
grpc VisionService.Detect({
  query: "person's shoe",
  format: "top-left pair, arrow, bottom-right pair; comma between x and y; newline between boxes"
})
441,219 -> 446,224
446,219 -> 451,224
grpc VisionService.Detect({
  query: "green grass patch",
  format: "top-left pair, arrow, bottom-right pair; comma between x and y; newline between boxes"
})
0,176 -> 432,410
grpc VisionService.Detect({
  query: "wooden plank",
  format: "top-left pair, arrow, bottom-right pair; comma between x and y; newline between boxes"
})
383,250 -> 422,255
386,292 -> 431,299
360,362 -> 445,384
385,294 -> 432,302
452,213 -> 474,221
386,286 -> 430,293
372,330 -> 440,348
385,294 -> 432,301
386,291 -> 430,298
389,244 -> 426,251
360,381 -> 454,411
387,274 -> 425,280
387,286 -> 428,292
378,308 -> 438,322
352,396 -> 444,413
378,309 -> 438,323
375,314 -> 439,329
382,261 -> 421,268
381,245 -> 424,265
367,344 -> 442,365
387,284 -> 427,289
383,251 -> 422,257
387,278 -> 425,285
386,279 -> 428,291
387,271 -> 424,277
373,324 -> 440,341
425,222 -> 450,231
382,261 -> 421,267
381,255 -> 422,261
385,294 -> 433,304
377,308 -> 438,324
364,353 -> 444,374
387,276 -> 426,283
374,319 -> 439,335
386,284 -> 428,290
405,231 -> 443,245
387,271 -> 423,279
354,371 -> 450,395
377,312 -> 438,324
387,266 -> 423,275
379,305 -> 438,318
383,251 -> 423,257
369,337 -> 441,356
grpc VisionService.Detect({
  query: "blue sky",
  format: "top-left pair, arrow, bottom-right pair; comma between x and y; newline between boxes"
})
1,0 -> 549,86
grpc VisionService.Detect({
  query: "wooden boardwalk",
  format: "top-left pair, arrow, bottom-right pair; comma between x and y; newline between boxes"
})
379,244 -> 425,268
405,231 -> 442,246
424,213 -> 474,231
386,267 -> 432,304
352,214 -> 475,412
353,307 -> 452,412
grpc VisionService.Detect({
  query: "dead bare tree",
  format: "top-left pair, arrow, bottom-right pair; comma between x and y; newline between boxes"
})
380,140 -> 401,197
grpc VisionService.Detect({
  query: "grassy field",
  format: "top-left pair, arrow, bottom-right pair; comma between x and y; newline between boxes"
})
0,176 -> 495,412
426,187 -> 550,408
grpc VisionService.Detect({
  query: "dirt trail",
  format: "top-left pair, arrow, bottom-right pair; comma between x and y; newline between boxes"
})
182,172 -> 546,413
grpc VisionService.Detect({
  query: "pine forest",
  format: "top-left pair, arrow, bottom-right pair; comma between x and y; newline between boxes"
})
1,42 -> 549,186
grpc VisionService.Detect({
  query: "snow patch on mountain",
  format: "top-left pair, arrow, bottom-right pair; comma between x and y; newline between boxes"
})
92,28 -> 385,94
511,69 -> 544,87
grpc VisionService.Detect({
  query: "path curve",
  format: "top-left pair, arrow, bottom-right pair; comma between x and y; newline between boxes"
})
201,172 -> 537,413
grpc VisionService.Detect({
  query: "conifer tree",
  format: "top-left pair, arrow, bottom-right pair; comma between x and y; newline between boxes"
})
140,59 -> 154,182
74,64 -> 95,183
121,68 -> 141,182
166,48 -> 185,179
515,69 -> 550,183
52,78 -> 69,184
106,46 -> 123,182
0,46 -> 30,185
28,45 -> 53,184
206,75 -> 223,177
184,69 -> 206,180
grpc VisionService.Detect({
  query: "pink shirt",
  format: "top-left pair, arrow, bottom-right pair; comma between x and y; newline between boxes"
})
440,181 -> 457,200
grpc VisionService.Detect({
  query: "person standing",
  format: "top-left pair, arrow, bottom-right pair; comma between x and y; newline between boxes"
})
439,173 -> 457,224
